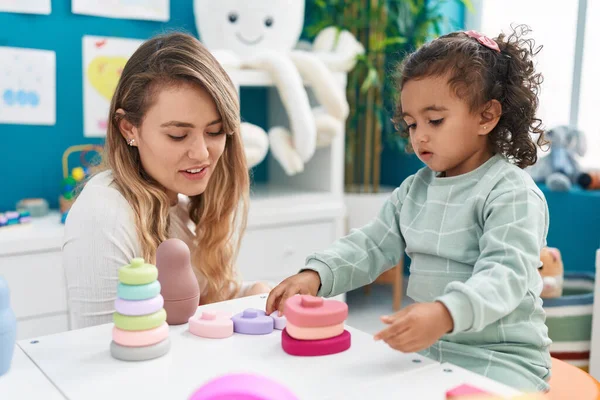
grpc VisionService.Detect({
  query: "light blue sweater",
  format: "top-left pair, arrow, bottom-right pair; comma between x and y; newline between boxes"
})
305,154 -> 552,391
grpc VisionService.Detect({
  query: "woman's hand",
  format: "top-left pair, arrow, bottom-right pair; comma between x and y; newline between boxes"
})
265,270 -> 321,316
374,301 -> 454,353
244,282 -> 272,297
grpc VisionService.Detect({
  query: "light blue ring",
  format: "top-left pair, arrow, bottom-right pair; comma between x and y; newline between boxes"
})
117,281 -> 161,301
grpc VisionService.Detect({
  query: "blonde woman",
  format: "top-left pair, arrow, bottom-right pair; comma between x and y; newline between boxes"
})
63,32 -> 270,330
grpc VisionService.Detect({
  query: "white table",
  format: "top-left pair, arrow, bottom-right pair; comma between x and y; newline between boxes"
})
0,345 -> 65,399
17,295 -> 521,399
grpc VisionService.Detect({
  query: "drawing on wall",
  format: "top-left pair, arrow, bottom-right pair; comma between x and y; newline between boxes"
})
83,36 -> 143,137
72,0 -> 169,22
0,47 -> 56,125
0,0 -> 51,14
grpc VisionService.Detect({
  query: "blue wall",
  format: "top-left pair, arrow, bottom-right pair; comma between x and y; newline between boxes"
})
0,1 -> 268,211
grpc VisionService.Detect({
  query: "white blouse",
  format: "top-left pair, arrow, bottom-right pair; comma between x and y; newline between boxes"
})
62,170 -> 253,330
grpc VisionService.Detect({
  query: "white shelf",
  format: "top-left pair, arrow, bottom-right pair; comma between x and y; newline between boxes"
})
0,212 -> 63,257
227,68 -> 347,88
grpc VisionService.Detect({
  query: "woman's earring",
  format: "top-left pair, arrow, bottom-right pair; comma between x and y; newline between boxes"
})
127,138 -> 135,146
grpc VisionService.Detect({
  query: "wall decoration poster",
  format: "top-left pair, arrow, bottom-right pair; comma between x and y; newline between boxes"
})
83,36 -> 143,137
0,47 -> 56,125
0,0 -> 51,14
72,0 -> 169,22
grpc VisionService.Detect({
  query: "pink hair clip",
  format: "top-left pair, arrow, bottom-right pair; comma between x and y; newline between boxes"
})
464,30 -> 501,53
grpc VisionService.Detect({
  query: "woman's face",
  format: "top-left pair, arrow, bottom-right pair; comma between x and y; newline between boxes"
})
120,83 -> 227,204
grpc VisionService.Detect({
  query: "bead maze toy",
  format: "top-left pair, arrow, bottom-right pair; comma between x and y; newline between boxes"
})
156,238 -> 200,325
281,295 -> 351,356
189,373 -> 299,400
59,144 -> 103,224
110,258 -> 171,361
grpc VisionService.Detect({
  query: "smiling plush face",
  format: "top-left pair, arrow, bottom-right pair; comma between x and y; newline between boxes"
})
194,0 -> 304,57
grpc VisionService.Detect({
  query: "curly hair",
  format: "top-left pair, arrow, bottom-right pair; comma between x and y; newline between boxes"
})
393,24 -> 547,168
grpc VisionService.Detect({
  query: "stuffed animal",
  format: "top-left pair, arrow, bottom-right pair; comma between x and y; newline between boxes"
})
194,0 -> 364,175
539,247 -> 564,298
527,125 -> 587,191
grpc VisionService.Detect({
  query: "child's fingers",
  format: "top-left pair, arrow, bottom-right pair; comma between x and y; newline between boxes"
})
265,284 -> 286,315
374,318 -> 409,341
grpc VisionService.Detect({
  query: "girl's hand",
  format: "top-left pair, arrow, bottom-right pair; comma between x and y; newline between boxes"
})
374,302 -> 454,353
265,270 -> 321,316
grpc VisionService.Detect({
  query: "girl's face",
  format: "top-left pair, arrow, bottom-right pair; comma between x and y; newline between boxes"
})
119,83 -> 227,203
400,75 -> 498,177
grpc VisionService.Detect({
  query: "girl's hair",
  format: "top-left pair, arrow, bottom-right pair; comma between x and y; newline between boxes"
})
394,24 -> 546,168
103,31 -> 249,304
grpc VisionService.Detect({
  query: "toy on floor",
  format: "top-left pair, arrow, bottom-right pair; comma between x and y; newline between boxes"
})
527,125 -> 587,191
156,238 -> 200,325
189,373 -> 299,400
110,258 -> 170,361
578,170 -> 600,190
539,247 -> 564,298
281,295 -> 351,356
189,311 -> 234,339
59,144 -> 103,224
0,277 -> 16,376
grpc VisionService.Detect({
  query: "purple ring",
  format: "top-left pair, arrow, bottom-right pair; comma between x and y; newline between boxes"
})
114,295 -> 164,316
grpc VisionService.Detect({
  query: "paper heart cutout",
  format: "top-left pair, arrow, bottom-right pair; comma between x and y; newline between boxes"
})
87,56 -> 127,101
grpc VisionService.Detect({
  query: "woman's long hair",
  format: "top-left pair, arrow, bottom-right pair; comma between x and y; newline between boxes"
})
103,31 -> 249,303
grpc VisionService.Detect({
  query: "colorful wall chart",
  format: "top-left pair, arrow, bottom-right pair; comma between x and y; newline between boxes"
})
0,0 -> 51,14
0,47 -> 56,125
82,36 -> 143,137
72,0 -> 169,22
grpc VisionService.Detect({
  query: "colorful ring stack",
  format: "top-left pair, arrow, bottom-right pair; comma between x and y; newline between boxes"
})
281,295 -> 351,356
110,258 -> 170,361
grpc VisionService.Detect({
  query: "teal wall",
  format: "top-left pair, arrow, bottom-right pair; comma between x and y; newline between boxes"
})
0,1 -> 268,212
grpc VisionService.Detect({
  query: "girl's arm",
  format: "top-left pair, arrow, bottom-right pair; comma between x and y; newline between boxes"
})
436,186 -> 548,334
302,177 -> 413,298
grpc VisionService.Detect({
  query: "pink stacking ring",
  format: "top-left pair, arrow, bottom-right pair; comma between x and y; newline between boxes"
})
112,322 -> 169,347
189,311 -> 234,339
114,295 -> 164,316
281,328 -> 351,356
284,295 -> 348,328
285,321 -> 344,340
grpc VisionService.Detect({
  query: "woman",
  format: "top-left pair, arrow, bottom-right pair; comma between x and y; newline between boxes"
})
63,32 -> 269,330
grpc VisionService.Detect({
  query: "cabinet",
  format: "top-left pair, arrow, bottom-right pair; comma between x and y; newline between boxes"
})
0,69 -> 347,339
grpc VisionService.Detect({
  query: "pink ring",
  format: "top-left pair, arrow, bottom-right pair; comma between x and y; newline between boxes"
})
114,295 -> 164,316
112,322 -> 169,347
285,321 -> 344,340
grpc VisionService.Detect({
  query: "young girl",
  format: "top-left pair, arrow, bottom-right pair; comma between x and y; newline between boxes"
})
267,25 -> 552,392
63,32 -> 270,330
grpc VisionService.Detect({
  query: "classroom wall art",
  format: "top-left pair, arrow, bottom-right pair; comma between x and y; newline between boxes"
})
72,0 -> 169,22
82,35 -> 143,137
0,0 -> 51,15
0,46 -> 56,125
